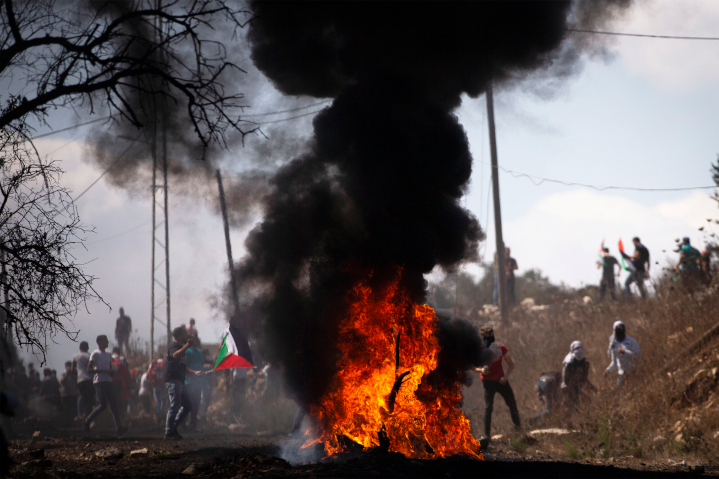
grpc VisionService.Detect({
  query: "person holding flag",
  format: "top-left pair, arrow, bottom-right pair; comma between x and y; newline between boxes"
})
596,245 -> 619,302
164,327 -> 202,440
619,237 -> 650,299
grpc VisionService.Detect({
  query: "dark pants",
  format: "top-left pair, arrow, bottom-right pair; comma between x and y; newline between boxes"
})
77,380 -> 95,419
165,380 -> 192,435
599,277 -> 617,302
624,270 -> 646,298
85,382 -> 122,431
116,334 -> 130,354
62,396 -> 78,420
483,380 -> 521,437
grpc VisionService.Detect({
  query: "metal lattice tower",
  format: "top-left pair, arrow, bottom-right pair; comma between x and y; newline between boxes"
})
150,0 -> 171,359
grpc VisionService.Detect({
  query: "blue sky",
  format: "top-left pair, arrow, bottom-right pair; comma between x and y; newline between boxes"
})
16,1 -> 719,368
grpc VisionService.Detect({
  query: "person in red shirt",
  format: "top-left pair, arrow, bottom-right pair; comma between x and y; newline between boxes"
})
475,325 -> 520,440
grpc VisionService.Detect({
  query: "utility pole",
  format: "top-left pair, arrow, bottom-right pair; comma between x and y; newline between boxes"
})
215,170 -> 242,317
486,84 -> 508,322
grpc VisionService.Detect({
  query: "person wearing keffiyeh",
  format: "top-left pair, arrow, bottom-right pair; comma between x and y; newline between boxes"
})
604,321 -> 641,388
561,341 -> 597,409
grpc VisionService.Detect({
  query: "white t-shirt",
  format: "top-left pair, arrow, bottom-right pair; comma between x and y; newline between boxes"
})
138,372 -> 151,396
73,351 -> 93,383
90,349 -> 113,383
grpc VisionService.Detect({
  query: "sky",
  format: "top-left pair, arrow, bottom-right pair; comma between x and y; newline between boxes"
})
12,1 -> 719,369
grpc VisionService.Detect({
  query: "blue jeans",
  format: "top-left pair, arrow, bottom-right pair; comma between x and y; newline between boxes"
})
186,377 -> 202,429
165,380 -> 192,435
153,385 -> 165,422
85,382 -> 121,430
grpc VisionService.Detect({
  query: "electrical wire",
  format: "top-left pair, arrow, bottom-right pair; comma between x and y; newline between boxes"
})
488,162 -> 717,192
253,108 -> 326,125
86,219 -> 153,246
73,135 -> 140,202
239,100 -> 331,118
566,28 -> 719,41
29,116 -> 113,140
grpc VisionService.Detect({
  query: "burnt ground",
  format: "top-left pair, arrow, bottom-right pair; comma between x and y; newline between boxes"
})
4,425 -> 716,479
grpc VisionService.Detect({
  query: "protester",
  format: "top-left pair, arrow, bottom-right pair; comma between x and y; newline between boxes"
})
138,364 -> 153,415
676,237 -> 702,289
11,365 -> 30,405
185,337 -> 204,431
165,326 -> 201,439
493,248 -> 519,307
39,368 -> 61,412
60,361 -> 79,420
474,325 -> 520,441
114,307 -> 132,354
605,321 -> 641,389
187,318 -> 198,339
148,358 -> 166,424
85,335 -> 126,436
200,349 -> 214,415
111,347 -> 132,423
531,371 -> 561,424
596,247 -> 619,302
73,341 -> 95,420
621,237 -> 650,299
561,341 -> 597,409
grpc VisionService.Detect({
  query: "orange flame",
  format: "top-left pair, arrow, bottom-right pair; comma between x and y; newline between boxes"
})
308,269 -> 482,459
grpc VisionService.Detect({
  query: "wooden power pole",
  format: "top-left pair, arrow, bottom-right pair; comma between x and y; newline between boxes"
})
486,84 -> 508,322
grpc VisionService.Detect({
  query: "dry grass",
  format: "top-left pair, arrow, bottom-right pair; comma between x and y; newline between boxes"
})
461,279 -> 719,463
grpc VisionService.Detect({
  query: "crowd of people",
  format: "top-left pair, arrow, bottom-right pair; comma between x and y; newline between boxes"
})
3,310 -> 273,441
474,320 -> 641,444
596,236 -> 714,302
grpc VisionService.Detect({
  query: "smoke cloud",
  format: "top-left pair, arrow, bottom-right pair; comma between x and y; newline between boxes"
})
239,0 -> 632,411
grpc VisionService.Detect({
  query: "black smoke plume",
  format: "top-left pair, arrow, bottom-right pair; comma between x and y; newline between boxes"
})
240,0 -> 632,411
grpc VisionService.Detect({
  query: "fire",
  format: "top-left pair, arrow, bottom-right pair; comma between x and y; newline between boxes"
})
308,270 -> 482,459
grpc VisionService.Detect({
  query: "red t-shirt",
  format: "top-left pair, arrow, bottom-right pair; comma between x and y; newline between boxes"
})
481,343 -> 508,382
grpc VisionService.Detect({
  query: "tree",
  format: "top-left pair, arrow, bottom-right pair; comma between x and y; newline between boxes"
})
0,122 -> 104,361
0,0 -> 253,149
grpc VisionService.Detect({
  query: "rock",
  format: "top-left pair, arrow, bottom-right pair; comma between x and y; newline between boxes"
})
582,296 -> 592,305
130,448 -> 148,457
713,431 -> 719,439
674,433 -> 683,442
95,448 -> 123,460
21,459 -> 52,468
651,436 -> 667,449
520,298 -> 535,309
27,448 -> 45,459
491,434 -> 503,441
182,465 -> 199,475
692,464 -> 705,473
528,428 -> 578,436
32,430 -> 42,438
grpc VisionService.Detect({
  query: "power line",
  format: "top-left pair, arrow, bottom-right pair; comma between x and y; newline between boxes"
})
73,136 -> 140,202
239,100 -> 331,118
566,28 -> 719,41
29,116 -> 113,141
491,163 -> 716,192
86,219 -> 152,246
253,108 -> 326,125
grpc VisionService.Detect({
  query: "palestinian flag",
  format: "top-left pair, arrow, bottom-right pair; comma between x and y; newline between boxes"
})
618,239 -> 636,273
214,323 -> 253,370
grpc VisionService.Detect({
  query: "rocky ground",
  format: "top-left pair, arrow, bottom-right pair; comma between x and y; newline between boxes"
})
5,427 -> 715,478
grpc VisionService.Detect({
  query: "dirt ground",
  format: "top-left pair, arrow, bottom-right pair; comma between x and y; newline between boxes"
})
5,425 -> 716,479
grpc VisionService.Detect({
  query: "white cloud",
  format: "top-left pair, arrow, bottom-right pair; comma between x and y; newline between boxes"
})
615,0 -> 719,92
499,189 -> 719,287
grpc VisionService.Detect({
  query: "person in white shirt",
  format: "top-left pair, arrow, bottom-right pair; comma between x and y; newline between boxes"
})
84,335 -> 126,436
138,364 -> 153,414
604,321 -> 641,388
72,341 -> 95,420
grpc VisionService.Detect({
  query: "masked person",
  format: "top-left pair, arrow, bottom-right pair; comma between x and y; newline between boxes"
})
165,327 -> 201,439
604,321 -> 641,389
530,371 -> 561,424
561,341 -> 597,410
474,325 -> 520,442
